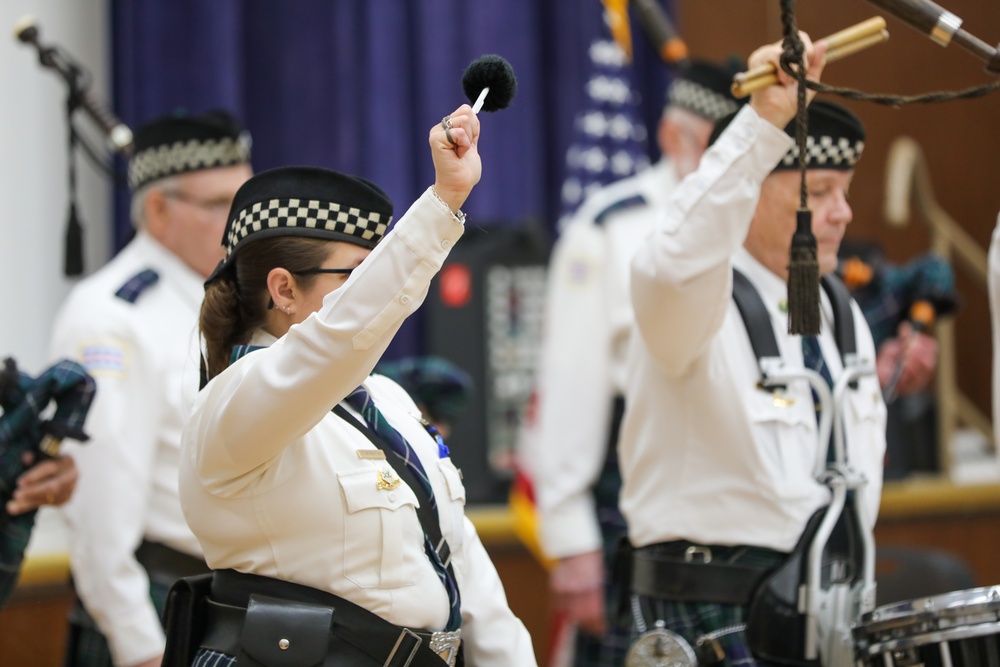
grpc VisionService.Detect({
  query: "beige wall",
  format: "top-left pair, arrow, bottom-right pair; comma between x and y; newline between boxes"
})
0,0 -> 111,375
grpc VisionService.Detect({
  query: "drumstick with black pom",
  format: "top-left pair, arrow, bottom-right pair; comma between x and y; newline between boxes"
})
462,54 -> 517,114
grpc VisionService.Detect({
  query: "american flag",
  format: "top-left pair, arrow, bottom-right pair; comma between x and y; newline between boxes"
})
558,26 -> 650,224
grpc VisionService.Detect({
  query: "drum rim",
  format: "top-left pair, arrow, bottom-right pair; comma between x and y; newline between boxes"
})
858,619 -> 1000,655
858,586 -> 1000,632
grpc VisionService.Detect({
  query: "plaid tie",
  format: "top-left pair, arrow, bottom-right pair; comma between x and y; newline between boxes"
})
344,386 -> 462,631
801,335 -> 833,390
802,335 -> 837,465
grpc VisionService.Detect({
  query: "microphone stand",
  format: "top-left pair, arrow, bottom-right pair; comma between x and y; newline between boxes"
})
16,18 -> 131,277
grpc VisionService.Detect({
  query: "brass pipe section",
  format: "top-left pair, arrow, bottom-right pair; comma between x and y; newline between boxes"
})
732,17 -> 889,98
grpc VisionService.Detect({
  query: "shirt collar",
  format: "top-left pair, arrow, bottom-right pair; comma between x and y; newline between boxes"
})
733,247 -> 835,334
132,231 -> 206,308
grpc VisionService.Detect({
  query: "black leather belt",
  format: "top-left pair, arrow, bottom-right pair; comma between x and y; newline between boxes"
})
135,540 -> 211,585
631,543 -> 782,606
201,569 -> 460,667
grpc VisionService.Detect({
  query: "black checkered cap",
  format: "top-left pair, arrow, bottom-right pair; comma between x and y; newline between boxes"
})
127,110 -> 251,190
774,100 -> 866,171
667,59 -> 744,122
206,166 -> 393,285
707,99 -> 866,172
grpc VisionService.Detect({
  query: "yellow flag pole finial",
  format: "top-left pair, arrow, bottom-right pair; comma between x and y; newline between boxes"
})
602,0 -> 633,62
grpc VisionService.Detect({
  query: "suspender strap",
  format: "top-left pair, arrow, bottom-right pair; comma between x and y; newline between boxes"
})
732,268 -> 781,363
820,274 -> 857,361
732,268 -> 858,375
332,404 -> 459,577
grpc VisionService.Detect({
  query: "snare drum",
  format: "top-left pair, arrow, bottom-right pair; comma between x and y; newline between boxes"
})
853,587 -> 1000,666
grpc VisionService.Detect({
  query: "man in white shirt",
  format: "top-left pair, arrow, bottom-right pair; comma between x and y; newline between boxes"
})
619,36 -> 887,665
529,60 -> 743,666
49,110 -> 253,667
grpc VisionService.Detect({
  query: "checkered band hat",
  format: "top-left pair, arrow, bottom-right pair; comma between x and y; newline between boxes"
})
127,110 -> 251,190
205,166 -> 393,285
709,99 -> 866,171
667,59 -> 744,122
774,100 -> 866,171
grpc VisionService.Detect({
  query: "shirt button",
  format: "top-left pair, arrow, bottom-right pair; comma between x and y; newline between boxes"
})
441,239 -> 452,249
388,492 -> 397,502
399,294 -> 411,305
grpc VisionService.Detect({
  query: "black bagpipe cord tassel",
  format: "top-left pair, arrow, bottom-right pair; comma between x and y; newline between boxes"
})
781,0 -> 819,335
64,201 -> 84,277
787,208 -> 820,335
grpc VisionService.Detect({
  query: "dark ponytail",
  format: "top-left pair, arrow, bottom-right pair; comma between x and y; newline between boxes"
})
199,237 -> 334,382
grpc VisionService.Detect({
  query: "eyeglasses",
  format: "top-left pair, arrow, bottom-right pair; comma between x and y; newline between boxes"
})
162,190 -> 232,218
266,267 -> 355,310
293,267 -> 354,277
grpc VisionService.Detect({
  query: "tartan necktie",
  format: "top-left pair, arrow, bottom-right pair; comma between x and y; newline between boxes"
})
343,386 -> 462,631
801,335 -> 833,390
802,335 -> 837,465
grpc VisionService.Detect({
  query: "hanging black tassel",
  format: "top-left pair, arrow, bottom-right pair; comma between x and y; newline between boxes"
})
64,201 -> 84,277
787,208 -> 819,335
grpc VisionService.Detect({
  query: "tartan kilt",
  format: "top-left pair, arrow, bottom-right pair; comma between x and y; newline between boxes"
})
192,648 -> 236,667
64,577 -> 171,667
572,398 -> 630,667
626,546 -> 788,667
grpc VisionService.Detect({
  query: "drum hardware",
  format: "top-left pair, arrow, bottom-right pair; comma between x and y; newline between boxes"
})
757,355 -> 879,666
853,586 -> 1000,666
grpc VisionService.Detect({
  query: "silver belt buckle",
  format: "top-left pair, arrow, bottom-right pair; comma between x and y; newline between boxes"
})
429,629 -> 462,667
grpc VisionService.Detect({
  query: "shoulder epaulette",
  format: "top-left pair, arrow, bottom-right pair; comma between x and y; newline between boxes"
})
114,268 -> 160,304
594,193 -> 648,226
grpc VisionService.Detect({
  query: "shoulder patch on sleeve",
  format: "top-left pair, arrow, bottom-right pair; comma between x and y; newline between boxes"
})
114,269 -> 160,304
594,193 -> 648,226
79,342 -> 129,377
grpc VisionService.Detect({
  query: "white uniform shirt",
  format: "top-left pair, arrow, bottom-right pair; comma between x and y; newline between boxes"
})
532,161 -> 679,558
181,189 -> 537,667
49,232 -> 205,666
622,106 -> 887,553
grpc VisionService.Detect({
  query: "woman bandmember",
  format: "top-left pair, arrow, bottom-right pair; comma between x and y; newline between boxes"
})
175,105 -> 536,667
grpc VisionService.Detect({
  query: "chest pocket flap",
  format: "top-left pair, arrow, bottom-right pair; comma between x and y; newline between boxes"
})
337,467 -> 420,513
437,458 -> 466,504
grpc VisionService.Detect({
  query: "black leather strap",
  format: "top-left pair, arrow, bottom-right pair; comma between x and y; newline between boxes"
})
333,404 -> 459,590
135,540 -> 211,585
732,268 -> 858,380
732,268 -> 782,363
201,569 -> 451,667
820,273 -> 857,361
631,549 -> 775,605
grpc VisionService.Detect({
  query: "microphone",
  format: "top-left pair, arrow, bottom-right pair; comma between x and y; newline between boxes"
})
631,0 -> 689,65
462,55 -> 517,114
14,15 -> 134,153
865,0 -> 1000,73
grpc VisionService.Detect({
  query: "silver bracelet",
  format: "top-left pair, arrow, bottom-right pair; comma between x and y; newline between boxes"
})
429,186 -> 467,224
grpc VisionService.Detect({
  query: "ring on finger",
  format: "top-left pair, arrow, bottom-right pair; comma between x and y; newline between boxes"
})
441,115 -> 453,130
444,127 -> 455,145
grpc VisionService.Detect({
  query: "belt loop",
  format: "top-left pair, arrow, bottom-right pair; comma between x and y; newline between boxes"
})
384,628 -> 421,667
684,545 -> 712,564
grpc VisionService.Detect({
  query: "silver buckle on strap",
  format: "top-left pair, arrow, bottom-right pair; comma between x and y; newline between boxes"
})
435,537 -> 452,569
385,628 -> 421,667
429,629 -> 462,667
684,545 -> 712,564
